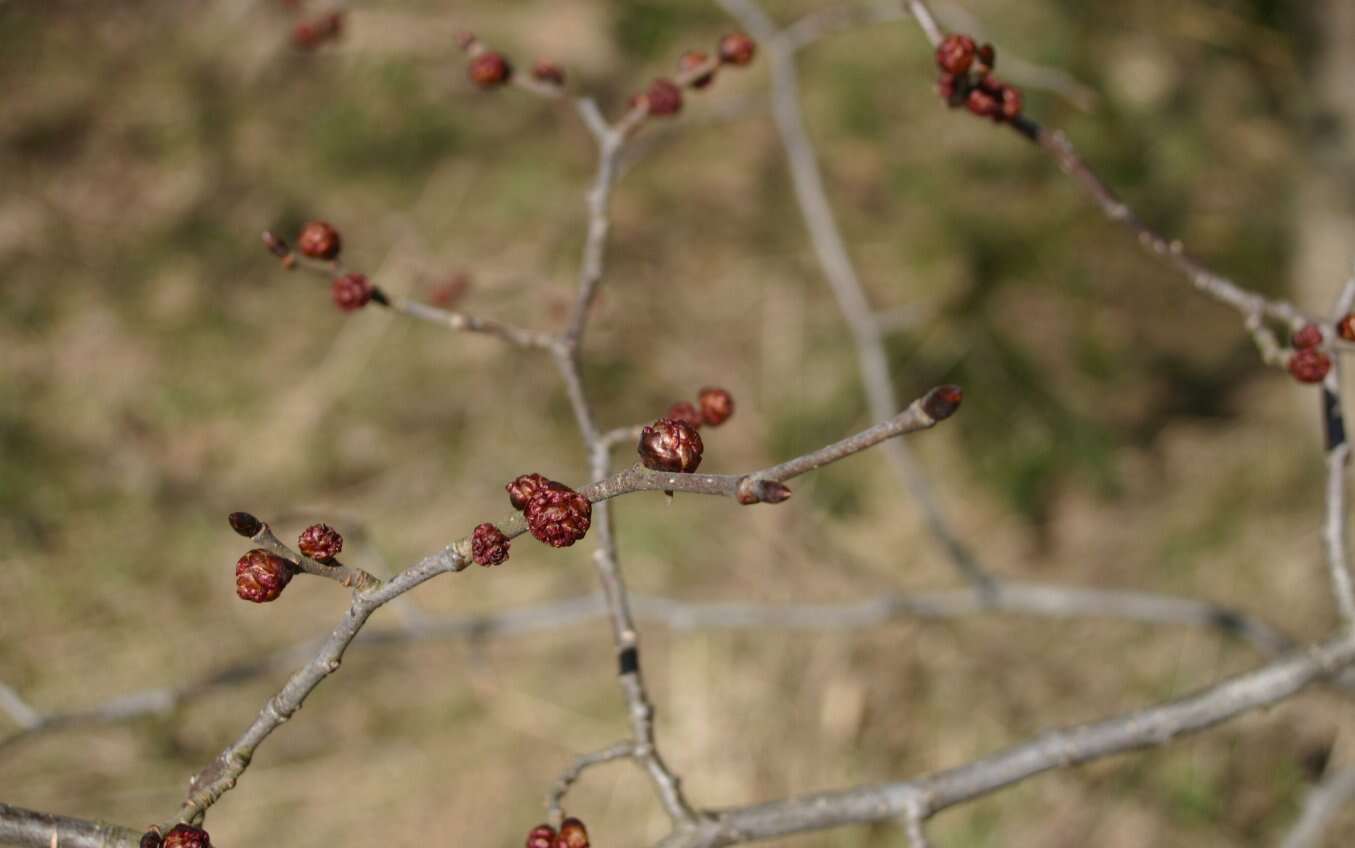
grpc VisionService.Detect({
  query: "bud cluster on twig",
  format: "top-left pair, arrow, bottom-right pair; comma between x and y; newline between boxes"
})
933,33 -> 1022,124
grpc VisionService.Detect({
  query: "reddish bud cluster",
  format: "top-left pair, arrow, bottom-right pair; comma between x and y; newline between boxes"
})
331,273 -> 374,312
524,818 -> 590,848
458,32 -> 564,92
934,33 -> 1022,124
1292,324 -> 1324,349
298,523 -> 343,562
662,387 -> 736,431
631,33 -> 756,120
161,825 -> 212,848
292,11 -> 344,50
236,549 -> 294,603
471,522 -> 511,566
1289,348 -> 1332,384
639,418 -> 704,474
506,474 -> 592,547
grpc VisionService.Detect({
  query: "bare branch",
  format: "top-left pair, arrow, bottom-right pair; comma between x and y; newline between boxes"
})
1281,767 -> 1355,848
0,804 -> 139,848
383,295 -> 558,350
546,740 -> 637,822
1321,386 -> 1355,626
656,631 -> 1355,847
719,0 -> 995,591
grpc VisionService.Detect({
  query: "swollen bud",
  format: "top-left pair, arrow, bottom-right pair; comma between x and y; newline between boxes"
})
161,825 -> 211,848
228,512 -> 263,538
921,385 -> 964,421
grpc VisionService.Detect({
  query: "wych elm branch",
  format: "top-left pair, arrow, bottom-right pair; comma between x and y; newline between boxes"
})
4,2 -> 1355,847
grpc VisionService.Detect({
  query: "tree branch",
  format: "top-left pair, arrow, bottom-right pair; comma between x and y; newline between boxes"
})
655,630 -> 1355,847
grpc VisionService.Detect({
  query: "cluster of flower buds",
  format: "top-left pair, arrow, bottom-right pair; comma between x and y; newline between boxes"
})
934,34 -> 1022,124
629,32 -> 757,120
525,817 -> 590,848
665,386 -> 735,431
227,514 -> 347,603
262,221 -> 388,313
141,824 -> 212,848
288,6 -> 345,51
505,474 -> 592,548
1288,323 -> 1332,384
456,31 -> 565,91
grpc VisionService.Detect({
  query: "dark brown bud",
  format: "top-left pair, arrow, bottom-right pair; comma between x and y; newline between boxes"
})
760,481 -> 792,503
296,220 -> 341,259
506,473 -> 554,511
678,50 -> 715,89
935,33 -> 977,75
298,523 -> 343,562
525,484 -> 592,548
162,824 -> 211,848
644,79 -> 683,117
139,830 -> 163,848
262,231 -> 290,258
558,817 -> 590,848
1293,324 -> 1324,350
666,401 -> 704,430
469,52 -> 513,88
525,825 -> 556,848
1289,348 -> 1332,384
976,42 -> 996,69
1339,313 -> 1355,343
531,60 -> 565,86
638,418 -> 703,474
471,522 -> 510,566
236,549 -> 294,603
717,32 -> 757,66
922,385 -> 964,421
228,512 -> 262,538
331,273 -> 374,311
698,386 -> 734,427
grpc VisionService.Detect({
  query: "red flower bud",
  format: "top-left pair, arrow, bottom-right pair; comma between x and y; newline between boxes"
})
162,824 -> 211,848
717,33 -> 757,66
236,549 -> 294,603
471,522 -> 510,566
297,220 -> 341,260
644,79 -> 683,117
1293,324 -> 1324,350
1289,348 -> 1332,384
698,386 -> 734,427
298,523 -> 343,562
639,418 -> 703,474
525,484 -> 592,548
525,825 -> 556,848
331,273 -> 374,311
666,401 -> 704,430
506,473 -> 554,511
469,52 -> 513,88
935,33 -> 977,75
558,817 -> 590,848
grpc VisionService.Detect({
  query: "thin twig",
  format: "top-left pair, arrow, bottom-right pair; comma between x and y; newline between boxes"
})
1280,766 -> 1355,848
0,804 -> 139,848
720,0 -> 995,592
546,740 -> 637,823
656,630 -> 1355,847
1,577 -> 1323,754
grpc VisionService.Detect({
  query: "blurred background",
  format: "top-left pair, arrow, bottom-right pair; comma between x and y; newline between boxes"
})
3,0 -> 1355,845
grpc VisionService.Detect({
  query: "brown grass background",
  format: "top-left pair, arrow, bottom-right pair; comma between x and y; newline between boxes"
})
3,1 -> 1355,845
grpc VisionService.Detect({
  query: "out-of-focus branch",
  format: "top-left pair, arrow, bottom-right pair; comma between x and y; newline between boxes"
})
1280,766 -> 1355,848
4,579 -> 1320,755
719,0 -> 994,592
1321,385 -> 1355,626
655,630 -> 1355,847
0,803 -> 139,848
